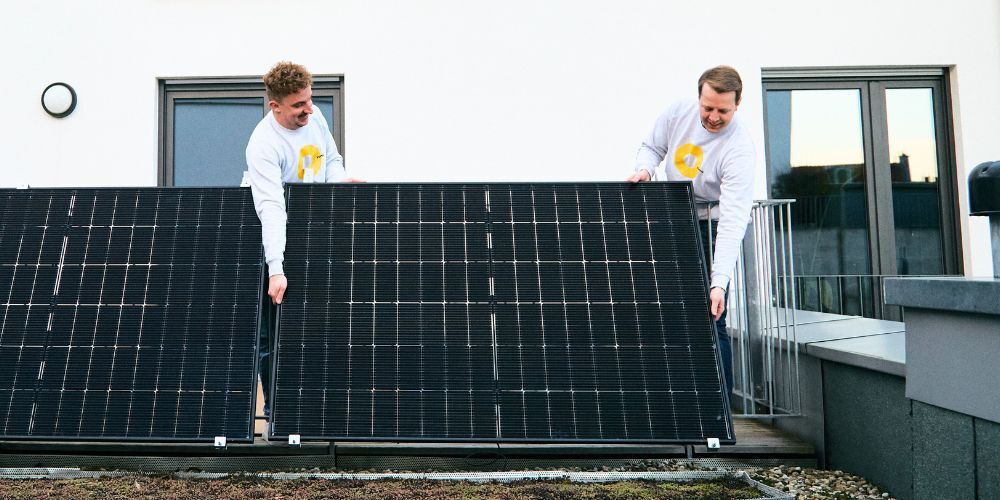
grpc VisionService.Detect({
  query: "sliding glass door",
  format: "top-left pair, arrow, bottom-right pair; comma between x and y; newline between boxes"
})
763,72 -> 959,318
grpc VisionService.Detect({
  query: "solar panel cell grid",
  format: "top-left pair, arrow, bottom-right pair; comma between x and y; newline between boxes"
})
0,188 -> 262,442
275,185 -> 499,440
273,183 -> 733,444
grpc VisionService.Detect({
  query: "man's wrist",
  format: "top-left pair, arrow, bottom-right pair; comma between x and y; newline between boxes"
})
267,259 -> 284,276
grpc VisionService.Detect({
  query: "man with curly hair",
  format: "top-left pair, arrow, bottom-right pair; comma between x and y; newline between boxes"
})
246,61 -> 361,418
248,61 -> 360,305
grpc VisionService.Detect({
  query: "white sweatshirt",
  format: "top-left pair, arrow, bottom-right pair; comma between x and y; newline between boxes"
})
246,108 -> 346,276
635,98 -> 755,290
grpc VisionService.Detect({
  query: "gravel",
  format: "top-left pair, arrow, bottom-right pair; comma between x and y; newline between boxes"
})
747,465 -> 893,499
583,460 -> 895,499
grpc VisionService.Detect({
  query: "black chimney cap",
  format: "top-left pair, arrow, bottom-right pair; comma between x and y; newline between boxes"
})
969,161 -> 1000,216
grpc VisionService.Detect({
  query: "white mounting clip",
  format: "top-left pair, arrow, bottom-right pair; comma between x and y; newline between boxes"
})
16,184 -> 30,190
288,434 -> 301,446
706,437 -> 721,450
214,436 -> 227,448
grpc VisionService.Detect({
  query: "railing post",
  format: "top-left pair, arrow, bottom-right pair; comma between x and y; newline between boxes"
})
735,206 -> 766,414
730,200 -> 801,418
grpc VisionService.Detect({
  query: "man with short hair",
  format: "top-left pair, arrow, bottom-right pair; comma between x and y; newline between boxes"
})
248,61 -> 360,305
246,61 -> 361,418
628,65 -> 756,395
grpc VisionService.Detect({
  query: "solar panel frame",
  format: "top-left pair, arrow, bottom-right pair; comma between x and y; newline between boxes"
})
271,182 -> 734,444
0,187 -> 263,443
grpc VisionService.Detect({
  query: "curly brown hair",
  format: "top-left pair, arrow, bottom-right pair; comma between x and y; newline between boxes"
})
698,65 -> 743,104
263,61 -> 313,103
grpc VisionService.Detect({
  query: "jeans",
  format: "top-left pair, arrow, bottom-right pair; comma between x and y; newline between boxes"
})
715,301 -> 733,393
700,220 -> 733,394
258,296 -> 276,418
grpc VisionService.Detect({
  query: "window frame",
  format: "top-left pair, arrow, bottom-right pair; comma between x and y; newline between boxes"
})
157,75 -> 345,187
761,67 -> 962,278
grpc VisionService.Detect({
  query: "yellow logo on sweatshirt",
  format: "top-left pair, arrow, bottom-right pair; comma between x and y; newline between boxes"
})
674,143 -> 703,179
297,145 -> 322,180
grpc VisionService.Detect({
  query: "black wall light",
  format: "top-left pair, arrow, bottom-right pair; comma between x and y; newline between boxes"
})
41,82 -> 77,118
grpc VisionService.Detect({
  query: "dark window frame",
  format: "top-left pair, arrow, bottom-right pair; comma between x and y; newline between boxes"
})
157,75 -> 345,187
761,67 -> 962,278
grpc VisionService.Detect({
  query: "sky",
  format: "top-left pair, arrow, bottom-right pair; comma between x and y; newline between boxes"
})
787,88 -> 938,183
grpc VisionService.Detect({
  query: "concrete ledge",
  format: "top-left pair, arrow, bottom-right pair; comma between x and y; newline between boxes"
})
764,309 -> 906,377
884,277 -> 1000,315
806,332 -> 906,377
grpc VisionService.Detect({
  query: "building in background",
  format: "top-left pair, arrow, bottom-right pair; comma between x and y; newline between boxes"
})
2,1 -> 997,281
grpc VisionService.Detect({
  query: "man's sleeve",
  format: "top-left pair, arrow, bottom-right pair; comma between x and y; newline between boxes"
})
247,142 -> 287,277
635,108 -> 673,179
710,145 -> 756,290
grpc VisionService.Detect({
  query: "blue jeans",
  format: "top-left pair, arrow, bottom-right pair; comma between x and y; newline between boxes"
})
716,302 -> 733,393
258,297 -> 275,418
701,220 -> 733,394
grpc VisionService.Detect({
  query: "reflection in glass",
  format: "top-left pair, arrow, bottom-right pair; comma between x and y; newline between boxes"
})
312,96 -> 336,135
174,98 -> 265,187
885,88 -> 944,275
767,89 -> 871,289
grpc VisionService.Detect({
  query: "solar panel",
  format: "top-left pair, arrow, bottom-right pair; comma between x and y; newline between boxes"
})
273,185 -> 498,440
271,183 -> 733,444
0,188 -> 262,442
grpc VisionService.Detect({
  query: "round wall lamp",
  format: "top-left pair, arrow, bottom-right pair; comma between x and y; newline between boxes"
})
41,82 -> 77,118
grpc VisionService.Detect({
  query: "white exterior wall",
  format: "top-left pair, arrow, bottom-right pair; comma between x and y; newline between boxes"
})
1,0 -> 997,276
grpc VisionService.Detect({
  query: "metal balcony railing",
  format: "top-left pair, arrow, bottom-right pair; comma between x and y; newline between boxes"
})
707,199 -> 956,417
789,274 -> 955,321
703,200 -> 802,418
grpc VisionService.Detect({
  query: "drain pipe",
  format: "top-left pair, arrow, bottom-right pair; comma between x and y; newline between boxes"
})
968,160 -> 1000,278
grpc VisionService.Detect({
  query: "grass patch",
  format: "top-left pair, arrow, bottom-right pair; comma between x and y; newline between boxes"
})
0,477 -> 766,499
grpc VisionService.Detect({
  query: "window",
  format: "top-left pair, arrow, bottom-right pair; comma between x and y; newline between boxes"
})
158,76 -> 344,187
762,68 -> 960,318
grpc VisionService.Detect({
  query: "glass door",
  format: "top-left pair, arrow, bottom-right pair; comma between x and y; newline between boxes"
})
763,74 -> 960,319
877,82 -> 957,276
766,87 -> 872,277
765,83 -> 876,315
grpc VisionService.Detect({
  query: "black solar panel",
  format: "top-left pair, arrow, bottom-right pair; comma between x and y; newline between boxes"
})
271,183 -> 733,444
274,185 -> 497,440
0,188 -> 262,442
